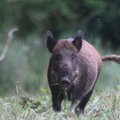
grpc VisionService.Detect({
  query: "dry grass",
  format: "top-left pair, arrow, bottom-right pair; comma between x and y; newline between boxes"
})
0,90 -> 120,120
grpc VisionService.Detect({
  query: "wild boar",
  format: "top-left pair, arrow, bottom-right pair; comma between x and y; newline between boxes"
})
47,31 -> 120,114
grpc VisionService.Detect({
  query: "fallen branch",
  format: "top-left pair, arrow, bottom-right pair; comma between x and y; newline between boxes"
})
0,28 -> 18,62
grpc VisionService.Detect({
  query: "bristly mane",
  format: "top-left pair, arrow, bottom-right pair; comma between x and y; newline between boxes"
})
53,40 -> 77,52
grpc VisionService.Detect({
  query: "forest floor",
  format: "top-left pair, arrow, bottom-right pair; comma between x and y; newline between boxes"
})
0,90 -> 120,120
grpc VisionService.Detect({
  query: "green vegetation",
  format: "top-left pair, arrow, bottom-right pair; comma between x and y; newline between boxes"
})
0,90 -> 119,120
0,0 -> 120,48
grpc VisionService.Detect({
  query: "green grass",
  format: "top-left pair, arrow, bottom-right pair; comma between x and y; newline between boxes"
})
0,90 -> 120,120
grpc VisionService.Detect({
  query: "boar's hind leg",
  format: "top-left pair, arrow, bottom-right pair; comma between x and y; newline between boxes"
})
75,89 -> 93,114
50,86 -> 64,112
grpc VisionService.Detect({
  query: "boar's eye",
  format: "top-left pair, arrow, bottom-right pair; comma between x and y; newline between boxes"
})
54,53 -> 62,61
70,54 -> 76,61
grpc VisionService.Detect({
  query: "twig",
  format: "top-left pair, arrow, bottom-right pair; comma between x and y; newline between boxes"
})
0,28 -> 18,62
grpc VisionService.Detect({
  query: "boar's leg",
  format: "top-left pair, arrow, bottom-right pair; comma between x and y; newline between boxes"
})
50,86 -> 64,112
75,89 -> 93,114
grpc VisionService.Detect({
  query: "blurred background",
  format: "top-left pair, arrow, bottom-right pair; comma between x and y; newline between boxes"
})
0,0 -> 120,96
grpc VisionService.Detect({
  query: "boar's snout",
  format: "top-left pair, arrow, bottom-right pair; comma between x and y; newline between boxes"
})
58,64 -> 72,90
60,77 -> 71,90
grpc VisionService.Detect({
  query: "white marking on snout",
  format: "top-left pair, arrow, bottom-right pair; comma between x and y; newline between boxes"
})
76,70 -> 79,74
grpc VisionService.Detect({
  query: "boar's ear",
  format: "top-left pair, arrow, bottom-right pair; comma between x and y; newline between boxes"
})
72,31 -> 83,52
47,31 -> 57,53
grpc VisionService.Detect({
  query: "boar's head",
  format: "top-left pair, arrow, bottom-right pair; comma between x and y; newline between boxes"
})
47,31 -> 83,91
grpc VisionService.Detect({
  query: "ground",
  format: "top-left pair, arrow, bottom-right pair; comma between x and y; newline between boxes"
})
0,90 -> 120,120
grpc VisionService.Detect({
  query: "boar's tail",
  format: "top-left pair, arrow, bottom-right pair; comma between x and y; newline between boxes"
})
102,55 -> 120,64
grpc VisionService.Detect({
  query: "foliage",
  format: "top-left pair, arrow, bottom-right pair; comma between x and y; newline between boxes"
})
0,0 -> 120,48
83,0 -> 120,49
0,34 -> 49,95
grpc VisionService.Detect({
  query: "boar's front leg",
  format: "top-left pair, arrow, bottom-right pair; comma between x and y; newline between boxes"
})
50,85 -> 64,112
75,89 -> 93,115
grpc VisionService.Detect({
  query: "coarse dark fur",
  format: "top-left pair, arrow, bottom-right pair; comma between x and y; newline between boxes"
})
47,31 -> 120,115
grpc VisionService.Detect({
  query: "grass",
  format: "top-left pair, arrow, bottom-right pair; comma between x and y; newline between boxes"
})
0,90 -> 120,120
